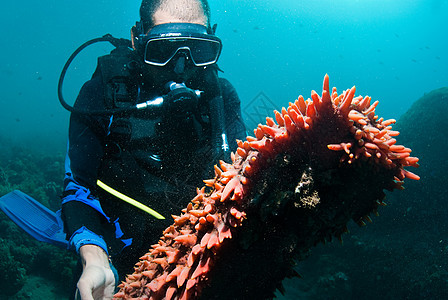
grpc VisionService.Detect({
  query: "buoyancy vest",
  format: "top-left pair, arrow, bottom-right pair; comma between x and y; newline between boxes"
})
93,47 -> 221,229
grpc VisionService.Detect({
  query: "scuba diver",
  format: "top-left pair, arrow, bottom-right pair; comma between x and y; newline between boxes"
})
60,0 -> 246,299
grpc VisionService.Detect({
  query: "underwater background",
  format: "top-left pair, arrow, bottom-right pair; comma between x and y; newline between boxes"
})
0,0 -> 447,299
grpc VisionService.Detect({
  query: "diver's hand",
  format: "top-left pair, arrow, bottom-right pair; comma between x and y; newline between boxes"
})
77,245 -> 116,300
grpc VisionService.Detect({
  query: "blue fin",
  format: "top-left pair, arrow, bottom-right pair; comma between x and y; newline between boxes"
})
0,190 -> 68,248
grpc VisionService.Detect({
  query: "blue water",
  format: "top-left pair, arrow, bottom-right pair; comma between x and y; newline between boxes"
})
0,0 -> 446,152
0,1 -> 447,298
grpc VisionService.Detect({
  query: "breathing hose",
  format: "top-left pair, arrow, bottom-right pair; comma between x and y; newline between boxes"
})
57,34 -> 138,115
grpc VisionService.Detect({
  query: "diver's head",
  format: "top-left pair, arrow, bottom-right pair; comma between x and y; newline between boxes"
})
140,0 -> 211,32
133,0 -> 219,87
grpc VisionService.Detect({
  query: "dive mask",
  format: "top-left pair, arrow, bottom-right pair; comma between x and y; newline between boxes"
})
135,23 -> 222,67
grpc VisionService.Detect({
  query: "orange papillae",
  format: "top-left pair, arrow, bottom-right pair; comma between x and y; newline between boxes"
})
114,74 -> 419,299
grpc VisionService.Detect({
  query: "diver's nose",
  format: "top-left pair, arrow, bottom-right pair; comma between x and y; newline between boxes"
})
173,55 -> 186,75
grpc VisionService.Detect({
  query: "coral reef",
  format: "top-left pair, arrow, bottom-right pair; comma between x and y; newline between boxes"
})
393,87 -> 448,220
0,140 -> 77,299
114,75 -> 419,300
277,86 -> 448,299
0,235 -> 27,296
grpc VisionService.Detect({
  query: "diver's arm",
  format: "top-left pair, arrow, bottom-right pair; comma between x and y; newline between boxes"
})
61,74 -> 112,253
61,76 -> 117,299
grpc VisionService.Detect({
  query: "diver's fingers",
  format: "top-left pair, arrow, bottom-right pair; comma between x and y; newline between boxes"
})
94,271 -> 115,300
76,281 -> 95,300
77,264 -> 111,300
101,285 -> 115,300
74,288 -> 81,300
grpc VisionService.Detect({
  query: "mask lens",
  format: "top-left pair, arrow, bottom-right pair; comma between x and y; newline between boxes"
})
145,38 -> 183,65
186,39 -> 221,65
144,37 -> 221,66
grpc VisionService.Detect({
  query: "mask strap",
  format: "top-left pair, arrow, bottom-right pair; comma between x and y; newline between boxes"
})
134,21 -> 144,35
131,21 -> 145,50
210,23 -> 218,35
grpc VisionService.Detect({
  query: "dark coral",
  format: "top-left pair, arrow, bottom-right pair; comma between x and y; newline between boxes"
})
277,86 -> 448,299
0,139 -> 77,299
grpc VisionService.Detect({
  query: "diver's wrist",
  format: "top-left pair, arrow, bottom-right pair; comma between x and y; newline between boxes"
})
69,226 -> 109,254
79,244 -> 110,268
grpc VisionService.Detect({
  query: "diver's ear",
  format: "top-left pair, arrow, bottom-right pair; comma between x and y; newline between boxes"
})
131,25 -> 137,49
131,21 -> 144,50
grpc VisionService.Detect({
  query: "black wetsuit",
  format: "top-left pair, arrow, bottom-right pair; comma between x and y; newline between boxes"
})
61,64 -> 246,276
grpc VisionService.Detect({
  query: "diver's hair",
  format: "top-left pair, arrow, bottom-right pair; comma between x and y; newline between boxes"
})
140,0 -> 211,33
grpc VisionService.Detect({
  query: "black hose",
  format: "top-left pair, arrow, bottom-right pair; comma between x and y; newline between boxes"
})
209,94 -> 229,161
57,34 -> 135,115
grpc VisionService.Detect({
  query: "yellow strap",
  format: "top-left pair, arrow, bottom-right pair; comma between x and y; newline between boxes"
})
96,180 -> 165,220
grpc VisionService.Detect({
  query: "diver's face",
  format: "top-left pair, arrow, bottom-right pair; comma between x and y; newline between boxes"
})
142,10 -> 208,88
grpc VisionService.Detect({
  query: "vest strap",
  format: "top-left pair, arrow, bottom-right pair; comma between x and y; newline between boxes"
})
96,179 -> 165,220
